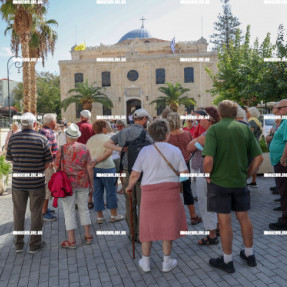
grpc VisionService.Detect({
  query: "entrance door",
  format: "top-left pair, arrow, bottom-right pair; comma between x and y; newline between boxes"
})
126,99 -> 141,124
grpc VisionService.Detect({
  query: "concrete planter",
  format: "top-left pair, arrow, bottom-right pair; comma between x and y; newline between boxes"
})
257,152 -> 273,175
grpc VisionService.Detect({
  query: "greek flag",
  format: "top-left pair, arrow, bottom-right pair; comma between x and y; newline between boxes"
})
170,37 -> 175,53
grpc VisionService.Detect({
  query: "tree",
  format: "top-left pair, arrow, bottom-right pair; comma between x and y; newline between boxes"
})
0,0 -> 49,112
61,80 -> 113,112
150,82 -> 195,112
29,16 -> 58,114
13,72 -> 61,118
206,25 -> 287,106
210,0 -> 241,52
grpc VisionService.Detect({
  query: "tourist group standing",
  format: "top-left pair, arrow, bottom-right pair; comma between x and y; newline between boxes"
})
6,98 -> 286,274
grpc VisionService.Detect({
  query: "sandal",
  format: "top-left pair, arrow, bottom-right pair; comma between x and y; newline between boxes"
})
84,235 -> 93,244
88,202 -> 94,209
110,214 -> 124,222
191,216 -> 202,225
198,235 -> 219,245
61,240 -> 77,249
97,217 -> 105,224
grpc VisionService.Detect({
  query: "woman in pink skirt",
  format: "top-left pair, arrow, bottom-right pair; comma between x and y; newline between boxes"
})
126,119 -> 188,273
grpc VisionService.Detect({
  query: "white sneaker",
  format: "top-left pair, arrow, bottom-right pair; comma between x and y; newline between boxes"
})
162,258 -> 177,272
139,258 -> 151,272
110,214 -> 124,222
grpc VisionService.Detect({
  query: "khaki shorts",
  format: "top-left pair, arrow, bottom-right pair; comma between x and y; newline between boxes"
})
45,167 -> 56,200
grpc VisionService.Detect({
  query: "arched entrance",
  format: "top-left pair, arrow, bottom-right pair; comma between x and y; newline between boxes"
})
126,99 -> 141,124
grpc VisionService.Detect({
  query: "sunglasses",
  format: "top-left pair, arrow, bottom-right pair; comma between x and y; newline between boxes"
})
277,106 -> 287,110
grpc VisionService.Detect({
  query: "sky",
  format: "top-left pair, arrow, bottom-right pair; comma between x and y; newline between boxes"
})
0,0 -> 287,82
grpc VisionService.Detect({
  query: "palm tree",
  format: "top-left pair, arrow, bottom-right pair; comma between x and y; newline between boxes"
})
0,0 -> 49,112
62,80 -> 113,112
150,82 -> 196,112
29,16 -> 58,114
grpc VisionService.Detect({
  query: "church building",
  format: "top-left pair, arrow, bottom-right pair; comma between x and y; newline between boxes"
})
59,20 -> 218,122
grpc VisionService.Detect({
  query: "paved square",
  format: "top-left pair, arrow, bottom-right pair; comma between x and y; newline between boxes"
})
0,176 -> 286,287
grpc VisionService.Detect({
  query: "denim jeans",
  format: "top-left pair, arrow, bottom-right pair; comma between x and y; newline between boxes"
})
93,167 -> 118,212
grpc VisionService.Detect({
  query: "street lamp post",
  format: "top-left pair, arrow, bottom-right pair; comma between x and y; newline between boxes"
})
7,56 -> 22,125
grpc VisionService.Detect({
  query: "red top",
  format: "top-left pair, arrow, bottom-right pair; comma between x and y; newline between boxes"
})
76,120 -> 95,144
183,126 -> 196,137
168,131 -> 192,162
193,124 -> 206,139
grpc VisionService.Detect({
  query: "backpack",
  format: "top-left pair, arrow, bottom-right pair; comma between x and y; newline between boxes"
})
119,129 -> 151,178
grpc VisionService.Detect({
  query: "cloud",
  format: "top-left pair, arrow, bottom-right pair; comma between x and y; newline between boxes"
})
0,47 -> 14,57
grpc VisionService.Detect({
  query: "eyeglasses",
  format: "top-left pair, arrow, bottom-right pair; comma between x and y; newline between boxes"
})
117,125 -> 123,128
187,120 -> 193,123
277,106 -> 287,110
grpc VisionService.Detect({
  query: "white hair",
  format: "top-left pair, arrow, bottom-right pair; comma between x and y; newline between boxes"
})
43,113 -> 57,124
247,107 -> 260,118
236,106 -> 247,119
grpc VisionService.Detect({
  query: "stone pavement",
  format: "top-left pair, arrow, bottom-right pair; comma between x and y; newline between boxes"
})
0,176 -> 286,287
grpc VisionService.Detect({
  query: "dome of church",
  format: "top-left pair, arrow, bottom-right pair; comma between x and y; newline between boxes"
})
118,28 -> 152,43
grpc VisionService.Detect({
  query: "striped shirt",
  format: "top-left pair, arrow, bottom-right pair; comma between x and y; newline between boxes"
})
6,129 -> 52,190
39,126 -> 58,158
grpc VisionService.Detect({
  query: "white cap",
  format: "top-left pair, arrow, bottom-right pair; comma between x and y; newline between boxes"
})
21,112 -> 36,127
133,109 -> 152,121
65,123 -> 81,138
80,110 -> 91,119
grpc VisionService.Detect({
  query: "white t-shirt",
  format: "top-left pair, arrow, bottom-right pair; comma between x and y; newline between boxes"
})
132,142 -> 187,185
86,134 -> 115,169
58,129 -> 67,147
108,132 -> 120,160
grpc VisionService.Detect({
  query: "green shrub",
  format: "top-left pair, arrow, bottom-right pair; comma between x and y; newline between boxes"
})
259,137 -> 269,153
0,155 -> 12,185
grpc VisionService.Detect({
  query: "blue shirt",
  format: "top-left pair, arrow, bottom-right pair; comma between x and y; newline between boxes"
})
269,120 -> 287,165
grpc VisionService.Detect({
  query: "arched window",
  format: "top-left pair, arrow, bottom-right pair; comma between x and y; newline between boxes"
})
156,68 -> 165,84
102,71 -> 111,87
103,106 -> 112,115
184,67 -> 194,83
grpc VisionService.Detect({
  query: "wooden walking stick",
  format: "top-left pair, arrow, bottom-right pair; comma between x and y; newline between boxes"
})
129,190 -> 135,259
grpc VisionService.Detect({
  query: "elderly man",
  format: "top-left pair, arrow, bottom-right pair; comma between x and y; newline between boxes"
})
202,100 -> 263,273
76,110 -> 95,145
39,113 -> 58,221
6,113 -> 52,254
269,99 -> 287,230
104,109 -> 153,242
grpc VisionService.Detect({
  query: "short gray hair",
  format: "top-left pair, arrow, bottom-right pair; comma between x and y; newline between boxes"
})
43,113 -> 57,124
161,108 -> 172,119
148,119 -> 169,142
218,100 -> 238,119
236,106 -> 247,119
166,112 -> 180,131
247,107 -> 260,118
116,120 -> 126,126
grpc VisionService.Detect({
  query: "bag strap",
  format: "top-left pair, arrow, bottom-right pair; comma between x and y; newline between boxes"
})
153,144 -> 179,176
58,146 -> 64,172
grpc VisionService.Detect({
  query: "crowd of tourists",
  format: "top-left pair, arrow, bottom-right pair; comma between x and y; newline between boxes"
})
5,99 -> 287,274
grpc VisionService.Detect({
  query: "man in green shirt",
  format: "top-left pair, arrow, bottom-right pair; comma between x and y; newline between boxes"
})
269,99 -> 287,231
202,100 -> 263,273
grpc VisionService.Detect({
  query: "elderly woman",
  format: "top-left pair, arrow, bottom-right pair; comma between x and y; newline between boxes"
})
86,120 -> 124,224
183,119 -> 196,137
54,123 -> 93,248
5,122 -> 20,151
247,107 -> 262,187
187,107 -> 221,245
167,112 -> 201,225
236,106 -> 250,126
126,119 -> 188,273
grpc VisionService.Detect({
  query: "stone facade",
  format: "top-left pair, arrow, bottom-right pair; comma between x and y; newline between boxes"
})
58,36 -> 218,122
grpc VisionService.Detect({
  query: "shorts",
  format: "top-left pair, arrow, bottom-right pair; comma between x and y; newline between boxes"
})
207,182 -> 250,214
45,167 -> 56,200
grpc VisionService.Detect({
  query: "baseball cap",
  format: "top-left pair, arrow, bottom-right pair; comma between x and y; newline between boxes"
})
133,109 -> 152,121
21,112 -> 36,127
80,110 -> 91,119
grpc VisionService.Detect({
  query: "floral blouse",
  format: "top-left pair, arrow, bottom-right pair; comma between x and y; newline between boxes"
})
54,142 -> 92,189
